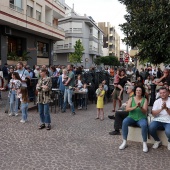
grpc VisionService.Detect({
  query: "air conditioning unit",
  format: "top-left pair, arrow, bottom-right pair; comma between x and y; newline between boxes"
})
5,26 -> 12,35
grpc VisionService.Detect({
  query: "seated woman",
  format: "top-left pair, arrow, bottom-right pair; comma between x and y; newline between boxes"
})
119,85 -> 149,152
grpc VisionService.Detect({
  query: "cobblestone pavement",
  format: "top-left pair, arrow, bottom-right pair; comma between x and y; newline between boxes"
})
0,92 -> 170,170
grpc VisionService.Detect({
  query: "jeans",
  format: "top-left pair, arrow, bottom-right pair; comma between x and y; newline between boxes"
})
63,88 -> 75,113
38,103 -> 51,124
21,103 -> 28,121
9,90 -> 18,113
122,117 -> 148,142
149,121 -> 170,142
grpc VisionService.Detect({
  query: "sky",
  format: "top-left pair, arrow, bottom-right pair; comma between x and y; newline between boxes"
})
65,0 -> 127,50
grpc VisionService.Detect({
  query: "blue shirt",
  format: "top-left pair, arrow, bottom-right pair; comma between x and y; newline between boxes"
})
16,69 -> 30,87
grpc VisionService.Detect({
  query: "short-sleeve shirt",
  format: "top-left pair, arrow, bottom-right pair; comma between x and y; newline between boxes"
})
119,76 -> 127,88
16,69 -> 30,87
152,97 -> 170,123
65,71 -> 75,89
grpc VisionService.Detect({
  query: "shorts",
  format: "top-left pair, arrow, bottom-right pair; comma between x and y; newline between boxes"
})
112,88 -> 123,100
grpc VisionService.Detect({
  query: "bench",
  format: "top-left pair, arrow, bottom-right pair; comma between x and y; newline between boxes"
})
127,115 -> 168,146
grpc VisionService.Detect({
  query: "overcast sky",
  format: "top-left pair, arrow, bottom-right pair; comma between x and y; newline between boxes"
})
65,0 -> 127,50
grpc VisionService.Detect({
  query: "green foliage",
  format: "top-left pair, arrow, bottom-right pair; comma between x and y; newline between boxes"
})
69,39 -> 84,64
94,56 -> 120,66
94,57 -> 101,65
7,51 -> 31,61
118,0 -> 170,65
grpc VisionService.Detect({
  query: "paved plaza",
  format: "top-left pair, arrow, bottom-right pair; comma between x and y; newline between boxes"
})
0,92 -> 170,170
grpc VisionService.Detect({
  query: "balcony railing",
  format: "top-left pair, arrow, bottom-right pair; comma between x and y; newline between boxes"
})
89,47 -> 98,52
9,3 -> 23,13
54,0 -> 65,9
65,28 -> 82,33
45,21 -> 64,31
56,43 -> 73,49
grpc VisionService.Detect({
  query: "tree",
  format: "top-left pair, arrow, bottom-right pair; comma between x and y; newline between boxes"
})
94,57 -> 101,65
69,39 -> 84,65
94,56 -> 120,66
118,0 -> 170,65
100,56 -> 120,66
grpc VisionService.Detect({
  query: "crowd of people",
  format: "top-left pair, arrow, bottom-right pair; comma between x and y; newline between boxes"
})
0,62 -> 170,152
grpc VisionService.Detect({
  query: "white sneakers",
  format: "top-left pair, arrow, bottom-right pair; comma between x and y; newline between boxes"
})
20,119 -> 26,123
152,141 -> 162,149
168,142 -> 170,150
143,142 -> 148,153
8,113 -> 13,116
9,113 -> 18,116
119,140 -> 127,150
119,140 -> 148,153
119,140 -> 169,151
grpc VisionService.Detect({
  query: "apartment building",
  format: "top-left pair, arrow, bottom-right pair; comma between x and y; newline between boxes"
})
0,0 -> 65,66
53,10 -> 104,68
98,22 -> 120,58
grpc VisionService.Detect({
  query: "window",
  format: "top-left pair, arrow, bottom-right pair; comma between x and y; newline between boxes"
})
27,5 -> 33,17
10,0 -> 14,4
37,42 -> 49,58
36,11 -> 41,21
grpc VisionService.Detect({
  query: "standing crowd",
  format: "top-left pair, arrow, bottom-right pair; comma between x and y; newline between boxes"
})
0,63 -> 170,152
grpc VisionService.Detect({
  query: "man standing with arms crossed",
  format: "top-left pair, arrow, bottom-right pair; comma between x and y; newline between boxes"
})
62,64 -> 76,115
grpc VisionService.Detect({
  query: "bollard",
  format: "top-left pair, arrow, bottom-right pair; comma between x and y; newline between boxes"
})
149,83 -> 156,106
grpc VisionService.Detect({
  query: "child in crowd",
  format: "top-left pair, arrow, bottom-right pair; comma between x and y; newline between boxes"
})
17,87 -> 29,123
78,83 -> 88,110
75,74 -> 83,90
9,72 -> 22,116
95,84 -> 105,121
62,69 -> 68,84
113,69 -> 124,100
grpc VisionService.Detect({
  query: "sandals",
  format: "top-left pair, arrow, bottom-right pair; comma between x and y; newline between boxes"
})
95,117 -> 99,120
38,124 -> 46,129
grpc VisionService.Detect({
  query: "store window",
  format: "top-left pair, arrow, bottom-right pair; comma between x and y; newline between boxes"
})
8,36 -> 24,56
37,42 -> 49,58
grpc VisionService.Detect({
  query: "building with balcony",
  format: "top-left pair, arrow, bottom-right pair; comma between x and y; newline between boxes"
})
0,0 -> 65,66
53,9 -> 104,68
98,22 -> 120,58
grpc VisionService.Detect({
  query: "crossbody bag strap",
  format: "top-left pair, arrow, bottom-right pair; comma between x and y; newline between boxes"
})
21,69 -> 25,79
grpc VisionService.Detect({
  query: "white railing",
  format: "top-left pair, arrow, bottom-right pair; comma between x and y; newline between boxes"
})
53,0 -> 65,9
53,25 -> 64,31
65,28 -> 82,33
9,3 -> 23,13
45,21 -> 52,26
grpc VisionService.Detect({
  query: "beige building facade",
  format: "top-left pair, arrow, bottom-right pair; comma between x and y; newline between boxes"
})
98,22 -> 120,58
0,0 -> 65,66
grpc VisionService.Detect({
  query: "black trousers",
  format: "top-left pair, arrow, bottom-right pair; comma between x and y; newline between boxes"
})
114,111 -> 129,131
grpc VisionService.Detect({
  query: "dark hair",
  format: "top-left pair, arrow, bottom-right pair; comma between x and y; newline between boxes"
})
159,86 -> 168,91
40,68 -> 47,73
134,85 -> 145,97
50,66 -> 56,72
12,72 -> 22,81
